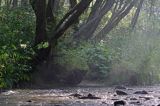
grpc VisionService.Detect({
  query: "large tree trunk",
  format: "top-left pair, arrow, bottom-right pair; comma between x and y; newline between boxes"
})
32,0 -> 92,65
32,0 -> 51,65
34,0 -> 47,45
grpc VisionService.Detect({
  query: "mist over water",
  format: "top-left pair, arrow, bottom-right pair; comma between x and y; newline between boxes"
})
106,6 -> 160,85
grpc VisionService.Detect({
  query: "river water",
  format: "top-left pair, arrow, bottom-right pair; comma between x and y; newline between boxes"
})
0,86 -> 160,106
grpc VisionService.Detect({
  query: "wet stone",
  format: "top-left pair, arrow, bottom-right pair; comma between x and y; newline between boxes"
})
116,90 -> 128,95
1,90 -> 17,95
114,100 -> 126,106
0,89 -> 7,94
26,100 -> 32,102
78,93 -> 101,99
139,96 -> 151,101
102,101 -> 107,104
70,93 -> 82,97
134,90 -> 148,94
130,98 -> 137,100
129,101 -> 141,105
113,94 -> 117,96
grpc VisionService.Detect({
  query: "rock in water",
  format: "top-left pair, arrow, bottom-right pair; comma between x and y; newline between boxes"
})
130,98 -> 137,100
0,89 -> 7,94
134,90 -> 148,94
116,90 -> 128,95
87,93 -> 101,99
70,93 -> 82,97
130,101 -> 141,105
2,90 -> 17,95
26,100 -> 32,102
79,93 -> 101,99
114,100 -> 126,106
139,96 -> 151,100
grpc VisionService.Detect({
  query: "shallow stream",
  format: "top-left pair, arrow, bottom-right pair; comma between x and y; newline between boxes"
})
1,86 -> 160,106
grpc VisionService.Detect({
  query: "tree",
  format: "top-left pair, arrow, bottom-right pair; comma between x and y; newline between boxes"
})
31,0 -> 141,65
31,0 -> 93,65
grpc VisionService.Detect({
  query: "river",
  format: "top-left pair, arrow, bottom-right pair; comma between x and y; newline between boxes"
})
0,85 -> 160,106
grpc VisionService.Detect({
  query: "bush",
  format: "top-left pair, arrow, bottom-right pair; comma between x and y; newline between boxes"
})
55,40 -> 111,81
86,42 -> 111,80
0,7 -> 35,88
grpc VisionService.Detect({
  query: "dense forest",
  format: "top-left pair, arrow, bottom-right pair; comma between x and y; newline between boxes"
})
0,0 -> 160,89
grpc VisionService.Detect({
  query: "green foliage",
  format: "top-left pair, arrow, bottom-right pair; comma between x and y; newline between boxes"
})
86,42 -> 111,80
0,7 -> 35,88
37,42 -> 49,49
55,41 -> 89,71
55,37 -> 111,81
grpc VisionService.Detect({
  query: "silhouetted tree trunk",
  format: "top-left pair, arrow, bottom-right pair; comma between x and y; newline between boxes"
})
32,0 -> 51,65
69,0 -> 78,30
87,0 -> 103,22
74,0 -> 115,40
21,0 -> 28,6
93,0 -> 137,41
50,0 -> 93,42
69,0 -> 77,9
12,0 -> 18,8
34,0 -> 47,45
46,0 -> 55,24
0,0 -> 2,6
5,0 -> 12,8
130,0 -> 144,29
